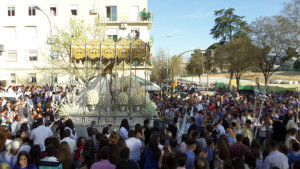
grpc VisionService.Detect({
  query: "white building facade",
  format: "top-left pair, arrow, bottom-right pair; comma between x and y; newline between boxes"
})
0,0 -> 152,86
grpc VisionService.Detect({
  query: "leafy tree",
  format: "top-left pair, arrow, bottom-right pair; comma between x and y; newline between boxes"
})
293,58 -> 300,70
186,49 -> 204,84
210,8 -> 248,44
250,15 -> 296,89
210,8 -> 248,87
150,48 -> 168,87
215,38 -> 256,90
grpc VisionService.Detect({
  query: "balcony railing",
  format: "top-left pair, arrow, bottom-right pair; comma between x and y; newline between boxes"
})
101,12 -> 153,23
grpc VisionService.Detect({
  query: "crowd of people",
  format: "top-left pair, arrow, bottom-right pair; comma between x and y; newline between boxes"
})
0,84 -> 300,169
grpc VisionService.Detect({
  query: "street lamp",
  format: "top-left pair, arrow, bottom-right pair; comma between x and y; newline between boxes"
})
35,6 -> 54,85
166,35 -> 172,85
200,49 -> 206,91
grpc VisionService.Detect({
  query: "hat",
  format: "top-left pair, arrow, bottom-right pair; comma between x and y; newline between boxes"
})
6,138 -> 23,157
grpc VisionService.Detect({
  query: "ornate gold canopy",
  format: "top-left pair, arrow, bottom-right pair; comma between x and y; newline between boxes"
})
71,38 -> 150,63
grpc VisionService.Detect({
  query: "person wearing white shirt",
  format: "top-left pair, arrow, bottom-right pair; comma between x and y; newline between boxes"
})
29,118 -> 53,151
60,130 -> 76,153
196,103 -> 203,112
11,115 -> 22,137
217,119 -> 226,135
119,119 -> 130,140
125,130 -> 143,162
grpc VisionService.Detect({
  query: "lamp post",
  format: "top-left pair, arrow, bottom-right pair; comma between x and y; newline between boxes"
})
166,35 -> 172,85
200,49 -> 206,91
35,6 -> 54,85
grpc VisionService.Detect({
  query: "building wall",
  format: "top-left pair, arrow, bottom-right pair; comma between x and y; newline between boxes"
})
0,0 -> 151,86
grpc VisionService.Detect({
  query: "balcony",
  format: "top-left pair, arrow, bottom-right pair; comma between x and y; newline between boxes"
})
99,12 -> 153,25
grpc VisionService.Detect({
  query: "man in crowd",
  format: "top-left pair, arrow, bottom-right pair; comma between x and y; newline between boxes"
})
29,118 -> 53,151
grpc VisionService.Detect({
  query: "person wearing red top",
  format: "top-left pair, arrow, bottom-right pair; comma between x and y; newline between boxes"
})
75,137 -> 86,160
229,134 -> 250,159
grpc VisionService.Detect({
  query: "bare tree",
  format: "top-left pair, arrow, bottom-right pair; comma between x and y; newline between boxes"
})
150,48 -> 168,87
250,15 -> 296,89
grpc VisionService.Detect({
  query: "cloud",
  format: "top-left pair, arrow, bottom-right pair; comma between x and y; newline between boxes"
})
180,10 -> 213,19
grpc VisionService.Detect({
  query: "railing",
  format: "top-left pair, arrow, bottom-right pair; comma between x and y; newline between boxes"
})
101,12 -> 153,23
70,114 -> 149,127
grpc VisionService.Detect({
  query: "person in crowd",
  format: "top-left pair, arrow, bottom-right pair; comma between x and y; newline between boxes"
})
185,139 -> 197,169
79,151 -> 94,169
76,137 -> 86,162
230,134 -> 250,159
5,140 -> 21,168
125,130 -> 143,162
285,128 -> 299,149
29,145 -> 41,167
29,118 -> 53,151
13,151 -> 37,169
65,119 -> 77,140
57,141 -> 74,169
264,140 -> 289,169
60,129 -> 76,152
109,131 -> 119,145
91,146 -> 115,169
242,119 -> 253,144
143,135 -> 161,169
135,123 -> 145,143
120,119 -> 130,140
287,142 -> 300,169
11,115 -> 22,137
188,117 -> 197,136
116,147 -> 139,169
38,145 -> 63,169
143,119 -> 151,145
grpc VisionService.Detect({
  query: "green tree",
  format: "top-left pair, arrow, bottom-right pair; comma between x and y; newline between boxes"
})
186,49 -> 204,85
215,38 -> 256,90
210,8 -> 248,87
293,59 -> 300,70
150,48 -> 168,87
210,8 -> 248,44
250,15 -> 296,89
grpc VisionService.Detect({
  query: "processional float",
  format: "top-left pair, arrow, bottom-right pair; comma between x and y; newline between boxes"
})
59,38 -> 157,126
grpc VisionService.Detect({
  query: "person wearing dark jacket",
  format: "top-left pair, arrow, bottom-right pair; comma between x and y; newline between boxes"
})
188,117 -> 197,136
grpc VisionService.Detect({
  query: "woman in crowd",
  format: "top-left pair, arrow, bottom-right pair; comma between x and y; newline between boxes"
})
109,131 -> 119,145
29,145 -> 41,167
120,119 -> 130,140
76,137 -> 86,162
13,151 -> 37,169
79,151 -> 94,169
58,141 -> 74,169
143,135 -> 161,169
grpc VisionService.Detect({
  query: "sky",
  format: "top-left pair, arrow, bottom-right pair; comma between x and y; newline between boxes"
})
148,0 -> 288,60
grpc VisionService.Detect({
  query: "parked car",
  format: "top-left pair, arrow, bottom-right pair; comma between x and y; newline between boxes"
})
195,84 -> 214,91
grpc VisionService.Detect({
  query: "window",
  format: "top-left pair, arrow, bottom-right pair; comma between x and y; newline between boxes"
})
11,73 -> 16,83
50,6 -> 57,16
106,29 -> 118,42
53,74 -> 58,83
24,26 -> 37,39
106,6 -> 117,21
4,27 -> 16,39
8,6 -> 15,16
6,50 -> 17,62
28,50 -> 38,61
28,6 -> 36,16
70,5 -> 78,16
29,73 -> 36,83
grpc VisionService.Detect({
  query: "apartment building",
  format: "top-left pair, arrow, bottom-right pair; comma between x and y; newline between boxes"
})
0,0 -> 152,86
